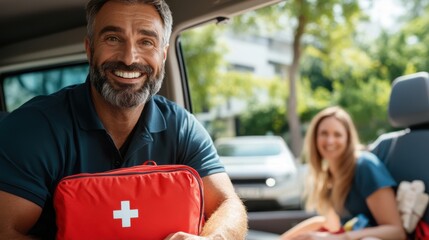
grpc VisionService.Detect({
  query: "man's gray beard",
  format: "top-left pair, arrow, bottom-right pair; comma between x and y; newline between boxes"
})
89,63 -> 164,109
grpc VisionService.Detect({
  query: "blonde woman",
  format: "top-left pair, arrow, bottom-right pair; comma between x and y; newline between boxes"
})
281,106 -> 405,240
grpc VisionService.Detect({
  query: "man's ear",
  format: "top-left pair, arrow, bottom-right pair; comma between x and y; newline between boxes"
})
84,37 -> 92,63
163,44 -> 169,62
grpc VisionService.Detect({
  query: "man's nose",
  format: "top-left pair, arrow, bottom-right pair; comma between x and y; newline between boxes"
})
121,41 -> 140,66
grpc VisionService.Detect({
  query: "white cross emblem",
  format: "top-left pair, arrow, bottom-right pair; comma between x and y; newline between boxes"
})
113,200 -> 139,228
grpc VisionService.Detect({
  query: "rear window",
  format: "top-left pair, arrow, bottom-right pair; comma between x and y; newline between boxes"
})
3,64 -> 88,111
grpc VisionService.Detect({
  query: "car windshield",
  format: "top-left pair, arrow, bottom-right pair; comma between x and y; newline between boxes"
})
217,143 -> 281,157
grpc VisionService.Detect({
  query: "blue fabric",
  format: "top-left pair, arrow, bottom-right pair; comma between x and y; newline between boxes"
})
341,151 -> 396,227
0,78 -> 224,239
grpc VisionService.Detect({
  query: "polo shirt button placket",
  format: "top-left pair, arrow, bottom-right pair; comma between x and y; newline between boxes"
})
114,160 -> 121,168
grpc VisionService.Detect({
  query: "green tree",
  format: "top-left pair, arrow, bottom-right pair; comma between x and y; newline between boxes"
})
370,28 -> 429,83
238,104 -> 287,136
181,24 -> 286,139
301,23 -> 393,143
232,0 -> 365,156
181,25 -> 225,113
335,78 -> 391,143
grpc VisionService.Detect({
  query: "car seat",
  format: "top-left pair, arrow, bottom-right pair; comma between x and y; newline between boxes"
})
370,72 -> 429,224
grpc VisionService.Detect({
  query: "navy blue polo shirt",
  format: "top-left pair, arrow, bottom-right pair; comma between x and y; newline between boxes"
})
0,79 -> 224,238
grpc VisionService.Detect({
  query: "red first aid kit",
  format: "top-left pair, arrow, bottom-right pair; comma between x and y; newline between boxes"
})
53,161 -> 204,240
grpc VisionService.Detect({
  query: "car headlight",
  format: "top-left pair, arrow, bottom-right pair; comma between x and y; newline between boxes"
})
265,177 -> 276,187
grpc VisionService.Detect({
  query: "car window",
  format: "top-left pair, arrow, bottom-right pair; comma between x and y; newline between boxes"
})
179,4 -> 305,212
217,143 -> 282,157
3,64 -> 88,111
179,0 -> 428,214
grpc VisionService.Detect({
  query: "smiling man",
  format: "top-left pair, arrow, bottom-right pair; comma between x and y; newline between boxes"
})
0,0 -> 248,239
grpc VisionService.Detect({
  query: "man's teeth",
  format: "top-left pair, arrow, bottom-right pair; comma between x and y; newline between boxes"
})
114,71 -> 142,78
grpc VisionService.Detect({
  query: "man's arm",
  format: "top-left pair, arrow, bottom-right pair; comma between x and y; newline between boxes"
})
165,172 -> 248,240
200,172 -> 248,239
0,190 -> 41,240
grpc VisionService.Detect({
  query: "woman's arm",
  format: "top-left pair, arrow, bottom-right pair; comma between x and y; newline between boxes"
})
346,187 -> 406,240
279,215 -> 326,239
280,209 -> 341,239
280,187 -> 406,240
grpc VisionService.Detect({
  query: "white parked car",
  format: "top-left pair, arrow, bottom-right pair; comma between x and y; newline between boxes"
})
215,136 -> 304,210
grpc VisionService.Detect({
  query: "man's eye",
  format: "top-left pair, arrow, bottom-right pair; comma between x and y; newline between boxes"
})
141,40 -> 154,46
106,36 -> 120,43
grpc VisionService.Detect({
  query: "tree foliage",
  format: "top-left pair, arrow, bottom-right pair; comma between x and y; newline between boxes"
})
181,25 -> 226,113
231,0 -> 366,155
181,0 -> 429,148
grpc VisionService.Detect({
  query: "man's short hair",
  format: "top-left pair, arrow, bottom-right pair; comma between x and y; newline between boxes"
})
86,0 -> 173,46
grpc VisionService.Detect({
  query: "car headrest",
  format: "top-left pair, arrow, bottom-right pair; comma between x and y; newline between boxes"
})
389,72 -> 429,128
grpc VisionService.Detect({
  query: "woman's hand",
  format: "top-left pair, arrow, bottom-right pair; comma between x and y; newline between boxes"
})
164,231 -> 224,240
285,231 -> 350,240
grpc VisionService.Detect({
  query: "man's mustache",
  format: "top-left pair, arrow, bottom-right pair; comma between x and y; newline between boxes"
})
101,61 -> 153,75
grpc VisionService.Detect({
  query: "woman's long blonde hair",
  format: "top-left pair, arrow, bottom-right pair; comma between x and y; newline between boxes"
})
303,106 -> 360,215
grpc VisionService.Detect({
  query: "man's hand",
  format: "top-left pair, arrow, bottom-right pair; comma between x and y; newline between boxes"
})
164,231 -> 210,240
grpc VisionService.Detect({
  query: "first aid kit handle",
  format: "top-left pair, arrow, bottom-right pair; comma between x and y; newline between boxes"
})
143,160 -> 157,166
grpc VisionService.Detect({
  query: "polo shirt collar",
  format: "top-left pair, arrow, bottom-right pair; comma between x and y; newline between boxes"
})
126,96 -> 166,158
71,78 -> 104,130
140,95 -> 167,133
